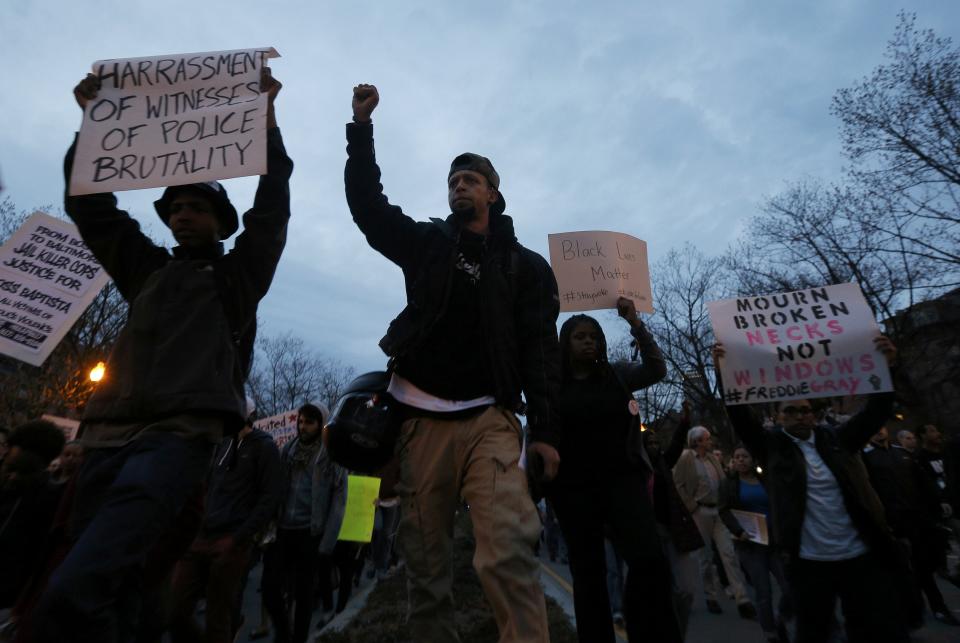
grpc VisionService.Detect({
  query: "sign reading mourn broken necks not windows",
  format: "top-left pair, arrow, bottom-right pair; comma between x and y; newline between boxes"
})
707,283 -> 893,405
69,47 -> 279,196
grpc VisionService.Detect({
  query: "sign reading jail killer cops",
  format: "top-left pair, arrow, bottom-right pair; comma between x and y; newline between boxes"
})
547,231 -> 653,313
0,212 -> 111,366
69,47 -> 280,196
254,408 -> 299,449
707,283 -> 893,405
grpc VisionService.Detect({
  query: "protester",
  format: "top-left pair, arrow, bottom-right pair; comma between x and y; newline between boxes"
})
370,495 -> 401,579
345,83 -> 561,643
169,399 -> 284,643
863,426 -> 958,626
34,68 -> 290,642
719,445 -> 791,642
50,441 -> 84,485
674,425 -> 756,618
262,403 -> 345,643
549,304 -> 681,643
643,409 -> 705,639
896,429 -> 917,454
0,420 -> 65,609
715,336 -> 910,643
916,424 -> 960,586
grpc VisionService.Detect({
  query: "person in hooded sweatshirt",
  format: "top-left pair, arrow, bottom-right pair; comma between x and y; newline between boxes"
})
169,398 -> 283,643
35,67 -> 291,642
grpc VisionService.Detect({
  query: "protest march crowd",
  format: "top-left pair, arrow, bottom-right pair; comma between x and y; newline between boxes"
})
0,48 -> 959,643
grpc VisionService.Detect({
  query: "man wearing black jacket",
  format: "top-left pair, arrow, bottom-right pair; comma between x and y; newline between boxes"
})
345,84 -> 561,643
36,68 -> 291,642
169,400 -> 283,643
715,337 -> 908,643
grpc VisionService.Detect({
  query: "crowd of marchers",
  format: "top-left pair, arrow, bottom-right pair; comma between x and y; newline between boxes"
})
0,73 -> 958,643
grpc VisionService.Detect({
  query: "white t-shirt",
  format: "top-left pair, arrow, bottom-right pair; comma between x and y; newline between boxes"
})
788,431 -> 869,561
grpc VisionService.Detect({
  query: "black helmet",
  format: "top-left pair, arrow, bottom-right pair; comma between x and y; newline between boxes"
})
325,371 -> 399,474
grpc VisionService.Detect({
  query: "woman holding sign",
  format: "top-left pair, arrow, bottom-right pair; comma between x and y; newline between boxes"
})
719,446 -> 791,643
548,297 -> 681,643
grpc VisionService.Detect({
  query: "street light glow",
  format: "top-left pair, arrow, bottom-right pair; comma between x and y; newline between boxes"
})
89,361 -> 106,383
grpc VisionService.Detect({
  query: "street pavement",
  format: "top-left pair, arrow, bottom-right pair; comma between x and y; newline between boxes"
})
219,549 -> 960,642
537,550 -> 960,643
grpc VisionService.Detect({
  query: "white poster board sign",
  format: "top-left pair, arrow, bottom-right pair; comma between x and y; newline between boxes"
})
730,509 -> 769,545
0,212 -> 111,366
254,408 -> 298,449
547,231 -> 653,313
70,47 -> 280,195
707,283 -> 892,405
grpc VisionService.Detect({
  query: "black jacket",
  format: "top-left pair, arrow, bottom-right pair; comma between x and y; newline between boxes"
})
726,394 -> 896,560
862,443 -> 940,537
344,123 -> 561,446
64,128 -> 292,430
201,428 -> 283,543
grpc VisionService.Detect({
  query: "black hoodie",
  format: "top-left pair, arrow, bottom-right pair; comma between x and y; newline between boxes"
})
200,428 -> 282,542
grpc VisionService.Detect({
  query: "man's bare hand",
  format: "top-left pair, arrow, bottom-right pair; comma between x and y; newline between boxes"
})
528,441 -> 560,481
352,84 -> 379,123
711,342 -> 726,365
74,73 -> 100,110
873,335 -> 898,367
261,67 -> 281,129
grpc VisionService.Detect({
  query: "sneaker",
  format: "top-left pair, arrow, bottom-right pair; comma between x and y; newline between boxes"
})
933,610 -> 960,626
706,599 -> 723,614
612,612 -> 625,629
738,602 -> 757,620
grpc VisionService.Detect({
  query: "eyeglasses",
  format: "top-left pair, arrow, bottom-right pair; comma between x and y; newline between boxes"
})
781,407 -> 815,417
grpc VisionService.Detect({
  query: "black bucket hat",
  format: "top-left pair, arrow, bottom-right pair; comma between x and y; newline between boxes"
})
449,152 -> 506,216
153,181 -> 239,240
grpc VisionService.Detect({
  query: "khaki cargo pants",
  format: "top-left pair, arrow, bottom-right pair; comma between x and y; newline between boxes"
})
395,406 -> 549,643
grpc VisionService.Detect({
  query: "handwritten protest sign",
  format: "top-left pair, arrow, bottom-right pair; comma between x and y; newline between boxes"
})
707,283 -> 892,405
730,510 -> 769,545
338,475 -> 381,543
0,213 -> 110,366
254,408 -> 299,449
69,47 -> 279,195
547,231 -> 653,313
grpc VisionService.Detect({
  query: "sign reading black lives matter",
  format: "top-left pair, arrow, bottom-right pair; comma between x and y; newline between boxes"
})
69,47 -> 279,196
707,282 -> 893,405
548,231 -> 653,314
0,213 -> 111,366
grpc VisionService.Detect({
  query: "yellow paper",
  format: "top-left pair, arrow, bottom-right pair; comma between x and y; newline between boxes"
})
337,475 -> 381,543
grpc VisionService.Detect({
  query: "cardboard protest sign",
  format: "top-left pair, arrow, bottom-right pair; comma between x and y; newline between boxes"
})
547,231 -> 653,313
70,47 -> 280,195
0,213 -> 111,366
730,510 -> 769,545
41,414 -> 81,441
338,475 -> 381,543
253,408 -> 299,449
707,283 -> 893,405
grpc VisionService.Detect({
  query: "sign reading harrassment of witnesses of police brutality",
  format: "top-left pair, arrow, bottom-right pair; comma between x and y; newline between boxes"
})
0,213 -> 111,366
707,282 -> 893,405
548,231 -> 653,314
69,47 -> 280,196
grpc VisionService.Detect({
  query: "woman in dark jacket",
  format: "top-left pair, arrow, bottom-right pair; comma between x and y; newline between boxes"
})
549,297 -> 681,643
719,445 -> 791,643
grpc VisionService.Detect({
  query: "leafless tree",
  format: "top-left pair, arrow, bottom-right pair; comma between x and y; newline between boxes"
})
0,199 -> 127,425
831,12 -> 960,292
246,331 -> 355,416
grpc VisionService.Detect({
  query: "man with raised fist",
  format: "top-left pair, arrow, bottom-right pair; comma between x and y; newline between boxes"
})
345,84 -> 561,643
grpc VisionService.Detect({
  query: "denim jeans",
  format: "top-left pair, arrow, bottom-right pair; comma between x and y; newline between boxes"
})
35,427 -> 216,643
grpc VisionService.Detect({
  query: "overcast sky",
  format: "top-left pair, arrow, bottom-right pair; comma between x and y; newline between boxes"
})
2,1 -> 958,373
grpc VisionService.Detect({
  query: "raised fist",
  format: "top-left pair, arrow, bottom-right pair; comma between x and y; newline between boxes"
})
352,84 -> 379,123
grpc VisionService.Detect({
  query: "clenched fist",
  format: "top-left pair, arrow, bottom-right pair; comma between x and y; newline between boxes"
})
352,84 -> 379,123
